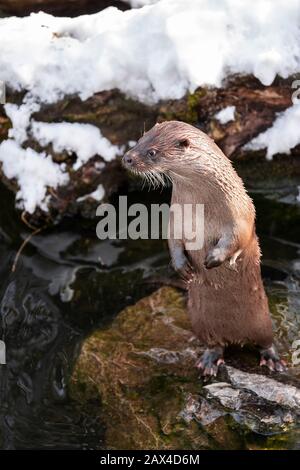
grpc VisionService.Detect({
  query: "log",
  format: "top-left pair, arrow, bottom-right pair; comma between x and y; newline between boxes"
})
1,75 -> 299,226
0,0 -> 130,17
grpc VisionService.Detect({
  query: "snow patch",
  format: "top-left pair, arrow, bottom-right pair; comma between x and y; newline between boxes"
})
245,103 -> 300,160
0,103 -> 120,211
215,105 -> 236,125
0,140 -> 69,213
5,101 -> 40,144
77,185 -> 105,202
31,121 -> 123,170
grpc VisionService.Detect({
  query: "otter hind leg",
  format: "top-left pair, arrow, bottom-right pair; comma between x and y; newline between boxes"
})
259,344 -> 287,372
196,346 -> 224,378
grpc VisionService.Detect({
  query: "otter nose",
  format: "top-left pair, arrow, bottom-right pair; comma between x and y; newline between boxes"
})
123,151 -> 134,167
124,154 -> 132,165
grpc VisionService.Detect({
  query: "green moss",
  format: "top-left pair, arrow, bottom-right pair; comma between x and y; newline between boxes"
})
185,89 -> 206,123
159,88 -> 207,124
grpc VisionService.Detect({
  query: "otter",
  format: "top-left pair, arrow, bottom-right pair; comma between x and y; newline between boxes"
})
123,121 -> 286,376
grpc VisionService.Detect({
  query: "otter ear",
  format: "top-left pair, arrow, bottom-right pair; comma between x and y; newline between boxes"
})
177,138 -> 190,149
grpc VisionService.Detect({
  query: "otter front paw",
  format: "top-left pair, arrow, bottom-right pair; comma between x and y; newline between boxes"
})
204,248 -> 226,269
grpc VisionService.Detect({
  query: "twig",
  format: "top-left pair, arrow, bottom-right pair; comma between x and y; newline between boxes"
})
48,187 -> 58,199
11,226 -> 44,273
21,211 -> 38,231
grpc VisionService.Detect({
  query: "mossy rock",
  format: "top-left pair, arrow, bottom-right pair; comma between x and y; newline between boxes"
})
70,287 -> 244,450
70,287 -> 211,450
70,285 -> 300,449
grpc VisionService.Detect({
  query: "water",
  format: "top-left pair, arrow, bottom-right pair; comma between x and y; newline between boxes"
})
0,181 -> 300,449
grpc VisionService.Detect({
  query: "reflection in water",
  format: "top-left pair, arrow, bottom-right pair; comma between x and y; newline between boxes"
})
0,184 -> 300,449
0,186 -> 168,449
0,260 -> 91,449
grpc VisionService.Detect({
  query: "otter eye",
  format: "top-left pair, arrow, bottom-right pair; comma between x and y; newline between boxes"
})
147,149 -> 157,158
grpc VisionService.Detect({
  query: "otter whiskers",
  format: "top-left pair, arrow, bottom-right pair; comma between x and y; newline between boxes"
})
138,169 -> 170,190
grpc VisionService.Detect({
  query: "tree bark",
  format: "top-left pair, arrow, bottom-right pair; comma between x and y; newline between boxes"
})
0,0 -> 129,17
1,75 -> 299,226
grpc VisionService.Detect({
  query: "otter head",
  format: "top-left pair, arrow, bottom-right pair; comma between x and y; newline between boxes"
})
122,121 -> 201,185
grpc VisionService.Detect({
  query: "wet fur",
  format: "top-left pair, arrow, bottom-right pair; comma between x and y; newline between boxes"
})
123,121 -> 273,350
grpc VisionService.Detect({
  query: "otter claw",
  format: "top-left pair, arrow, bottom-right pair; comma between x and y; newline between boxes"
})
275,359 -> 286,372
260,358 -> 286,372
178,262 -> 194,283
204,366 -> 217,377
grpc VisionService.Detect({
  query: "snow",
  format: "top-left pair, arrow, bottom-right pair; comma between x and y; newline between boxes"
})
1,0 -> 300,211
1,0 -> 300,104
77,185 -> 105,202
5,101 -> 40,144
0,106 -> 121,212
215,106 -> 236,125
0,140 -> 69,213
31,121 -> 123,170
245,103 -> 300,160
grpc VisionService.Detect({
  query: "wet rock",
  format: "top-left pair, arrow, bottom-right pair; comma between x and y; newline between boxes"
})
203,369 -> 299,435
226,366 -> 300,411
70,287 -> 300,449
70,287 -> 211,450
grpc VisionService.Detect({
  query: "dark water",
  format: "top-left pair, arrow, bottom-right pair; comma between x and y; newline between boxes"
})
0,181 -> 300,450
0,185 -> 169,449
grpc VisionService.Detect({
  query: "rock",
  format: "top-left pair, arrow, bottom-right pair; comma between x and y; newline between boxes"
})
204,382 -> 243,409
70,287 -> 300,449
226,366 -> 300,411
203,369 -> 299,435
70,287 -> 211,450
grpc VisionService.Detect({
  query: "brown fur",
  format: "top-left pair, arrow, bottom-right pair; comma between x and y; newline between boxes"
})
123,121 -> 274,349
